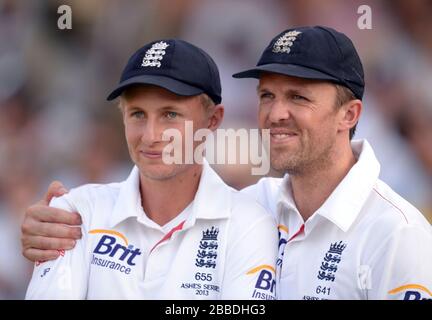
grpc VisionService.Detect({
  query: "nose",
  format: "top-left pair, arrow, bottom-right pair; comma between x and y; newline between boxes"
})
141,118 -> 162,146
268,99 -> 291,124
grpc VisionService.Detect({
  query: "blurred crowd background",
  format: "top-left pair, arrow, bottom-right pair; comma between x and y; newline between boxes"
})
1,0 -> 431,299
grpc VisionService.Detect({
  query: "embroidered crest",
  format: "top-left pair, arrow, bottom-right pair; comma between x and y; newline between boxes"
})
195,226 -> 219,269
141,41 -> 170,68
272,30 -> 301,54
317,241 -> 347,282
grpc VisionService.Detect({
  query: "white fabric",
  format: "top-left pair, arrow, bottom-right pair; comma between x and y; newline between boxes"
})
26,161 -> 278,300
242,140 -> 432,300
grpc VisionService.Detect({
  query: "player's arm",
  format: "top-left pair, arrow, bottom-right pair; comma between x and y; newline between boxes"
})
367,225 -> 432,300
21,181 -> 82,262
220,212 -> 279,300
25,194 -> 89,299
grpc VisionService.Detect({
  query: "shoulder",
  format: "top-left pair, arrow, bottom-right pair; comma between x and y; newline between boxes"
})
357,179 -> 432,259
241,176 -> 284,217
227,188 -> 277,237
368,180 -> 431,230
52,182 -> 122,208
49,182 -> 123,226
67,182 -> 122,204
223,189 -> 278,262
241,176 -> 283,198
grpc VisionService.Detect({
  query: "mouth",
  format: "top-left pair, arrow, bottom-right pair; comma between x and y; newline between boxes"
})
270,129 -> 298,143
140,150 -> 163,159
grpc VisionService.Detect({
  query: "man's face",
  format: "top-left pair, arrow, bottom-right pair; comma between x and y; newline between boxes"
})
258,73 -> 341,175
121,85 -> 211,181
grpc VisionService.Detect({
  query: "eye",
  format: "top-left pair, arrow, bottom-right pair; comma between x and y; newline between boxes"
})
131,111 -> 145,119
292,94 -> 308,101
259,92 -> 274,101
165,111 -> 178,119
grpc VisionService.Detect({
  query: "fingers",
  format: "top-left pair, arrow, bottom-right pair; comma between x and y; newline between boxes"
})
22,235 -> 76,251
22,248 -> 61,263
42,181 -> 68,204
22,218 -> 82,239
27,204 -> 82,226
21,186 -> 81,263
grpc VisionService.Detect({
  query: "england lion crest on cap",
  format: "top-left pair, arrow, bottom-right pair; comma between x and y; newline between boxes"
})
141,41 -> 170,68
272,30 -> 301,54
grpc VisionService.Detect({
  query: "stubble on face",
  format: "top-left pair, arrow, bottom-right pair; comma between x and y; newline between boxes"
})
270,125 -> 336,176
259,74 -> 340,176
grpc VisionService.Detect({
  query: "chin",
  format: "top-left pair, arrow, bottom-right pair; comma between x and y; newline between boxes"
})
270,153 -> 301,173
270,161 -> 289,173
138,163 -> 179,181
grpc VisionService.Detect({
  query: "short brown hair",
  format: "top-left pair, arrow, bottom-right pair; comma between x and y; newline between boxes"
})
199,93 -> 215,109
334,84 -> 357,140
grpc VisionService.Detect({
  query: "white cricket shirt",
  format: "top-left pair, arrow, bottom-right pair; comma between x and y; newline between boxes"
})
243,140 -> 432,300
26,160 -> 278,300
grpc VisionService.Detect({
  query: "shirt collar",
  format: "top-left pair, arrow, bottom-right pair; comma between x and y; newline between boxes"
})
109,159 -> 231,228
109,166 -> 142,228
277,139 -> 381,232
276,175 -> 297,216
189,159 -> 231,222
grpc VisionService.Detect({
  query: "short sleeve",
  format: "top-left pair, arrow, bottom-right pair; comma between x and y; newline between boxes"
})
220,213 -> 279,300
367,225 -> 432,300
25,196 -> 90,300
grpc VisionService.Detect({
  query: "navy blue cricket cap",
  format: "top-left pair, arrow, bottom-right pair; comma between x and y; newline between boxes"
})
233,26 -> 365,100
107,39 -> 222,104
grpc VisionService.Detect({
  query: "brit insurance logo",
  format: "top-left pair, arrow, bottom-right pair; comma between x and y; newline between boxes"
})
195,226 -> 219,269
389,284 -> 432,300
89,229 -> 142,275
317,241 -> 347,282
246,265 -> 276,300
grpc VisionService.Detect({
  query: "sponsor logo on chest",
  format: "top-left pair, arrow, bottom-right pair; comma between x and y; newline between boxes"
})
389,284 -> 432,300
89,229 -> 142,275
247,265 -> 276,300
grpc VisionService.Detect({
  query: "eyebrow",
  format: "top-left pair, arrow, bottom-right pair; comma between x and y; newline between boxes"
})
256,85 -> 271,95
125,105 -> 181,112
256,85 -> 270,93
257,84 -> 314,96
125,105 -> 141,111
159,105 -> 183,112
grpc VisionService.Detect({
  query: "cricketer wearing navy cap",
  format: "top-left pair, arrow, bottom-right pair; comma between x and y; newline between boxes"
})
21,27 -> 432,300
107,39 -> 222,104
237,26 -> 432,300
23,38 -> 279,300
233,25 -> 364,100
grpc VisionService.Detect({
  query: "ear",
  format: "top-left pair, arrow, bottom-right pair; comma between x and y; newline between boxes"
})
338,99 -> 362,134
207,104 -> 224,132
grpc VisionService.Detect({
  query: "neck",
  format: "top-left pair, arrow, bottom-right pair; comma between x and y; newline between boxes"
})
139,164 -> 202,226
290,142 -> 356,222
